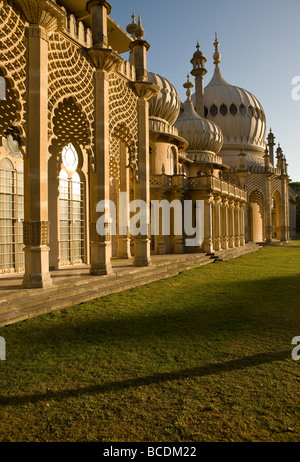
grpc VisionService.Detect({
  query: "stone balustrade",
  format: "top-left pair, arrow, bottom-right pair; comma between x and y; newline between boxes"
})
150,173 -> 247,201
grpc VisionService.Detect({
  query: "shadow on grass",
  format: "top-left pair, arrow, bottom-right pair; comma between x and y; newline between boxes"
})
0,349 -> 291,407
4,274 -> 298,349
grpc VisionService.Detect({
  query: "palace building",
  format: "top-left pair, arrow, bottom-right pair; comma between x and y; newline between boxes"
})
0,0 -> 296,288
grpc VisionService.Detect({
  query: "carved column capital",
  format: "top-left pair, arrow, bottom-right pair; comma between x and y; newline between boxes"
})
14,0 -> 66,32
88,47 -> 123,72
131,81 -> 160,100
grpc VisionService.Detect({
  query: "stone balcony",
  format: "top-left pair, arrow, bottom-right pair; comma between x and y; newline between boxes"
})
150,174 -> 247,201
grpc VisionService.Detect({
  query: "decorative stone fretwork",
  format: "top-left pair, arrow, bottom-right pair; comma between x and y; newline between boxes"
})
246,174 -> 266,197
23,221 -> 50,246
88,47 -> 124,73
0,3 -> 26,138
248,188 -> 264,219
48,33 -> 94,143
132,81 -> 160,101
14,0 -> 66,32
109,73 -> 139,180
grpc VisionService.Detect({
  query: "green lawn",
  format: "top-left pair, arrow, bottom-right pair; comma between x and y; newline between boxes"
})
0,241 -> 299,442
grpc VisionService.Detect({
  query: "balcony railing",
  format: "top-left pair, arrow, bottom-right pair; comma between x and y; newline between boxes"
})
150,174 -> 247,200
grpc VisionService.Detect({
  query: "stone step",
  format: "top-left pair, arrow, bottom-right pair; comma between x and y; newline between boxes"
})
0,245 -> 261,328
0,256 -> 214,327
0,253 -> 211,305
0,255 -> 213,319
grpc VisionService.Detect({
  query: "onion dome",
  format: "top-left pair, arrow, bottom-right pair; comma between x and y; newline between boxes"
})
147,72 -> 181,125
175,75 -> 223,154
192,34 -> 266,163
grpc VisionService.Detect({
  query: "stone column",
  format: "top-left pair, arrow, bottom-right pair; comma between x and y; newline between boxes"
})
14,0 -> 65,288
171,189 -> 185,254
203,195 -> 214,253
130,22 -> 159,266
214,196 -> 222,251
87,0 -> 124,274
154,189 -> 167,255
280,175 -> 289,242
264,175 -> 273,243
228,200 -> 235,248
117,142 -> 131,259
234,202 -> 241,247
240,203 -> 246,246
221,198 -> 229,250
131,83 -> 158,265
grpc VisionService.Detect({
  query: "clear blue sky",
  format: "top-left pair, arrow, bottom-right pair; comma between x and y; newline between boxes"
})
110,0 -> 300,182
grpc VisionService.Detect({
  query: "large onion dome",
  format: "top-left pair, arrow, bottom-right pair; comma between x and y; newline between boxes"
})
148,72 -> 181,125
193,35 -> 267,166
175,76 -> 223,155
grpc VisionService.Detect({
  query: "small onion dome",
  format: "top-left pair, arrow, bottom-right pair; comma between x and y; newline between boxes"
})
193,41 -> 204,59
175,75 -> 223,154
148,72 -> 181,125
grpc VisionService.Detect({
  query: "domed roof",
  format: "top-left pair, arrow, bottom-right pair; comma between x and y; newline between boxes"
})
148,72 -> 181,125
200,67 -> 266,150
175,80 -> 223,154
191,36 -> 266,156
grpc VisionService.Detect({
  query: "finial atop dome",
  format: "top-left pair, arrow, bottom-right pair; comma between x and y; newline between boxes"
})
213,32 -> 221,67
126,12 -> 138,39
135,15 -> 145,40
183,74 -> 194,100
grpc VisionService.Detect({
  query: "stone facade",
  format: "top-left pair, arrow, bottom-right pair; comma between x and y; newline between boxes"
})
0,0 -> 296,287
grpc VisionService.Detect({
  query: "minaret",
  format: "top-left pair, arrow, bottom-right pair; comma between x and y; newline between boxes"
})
276,144 -> 284,170
267,128 -> 276,165
190,41 -> 207,117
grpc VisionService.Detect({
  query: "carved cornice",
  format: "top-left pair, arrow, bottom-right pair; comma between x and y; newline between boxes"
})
88,47 -> 123,73
131,81 -> 160,100
14,0 -> 66,32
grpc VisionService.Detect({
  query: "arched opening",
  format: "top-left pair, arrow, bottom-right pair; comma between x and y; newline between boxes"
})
248,189 -> 264,242
272,190 -> 282,240
58,143 -> 85,266
170,146 -> 177,175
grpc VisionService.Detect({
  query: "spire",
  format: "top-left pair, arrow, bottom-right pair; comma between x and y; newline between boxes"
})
213,32 -> 221,67
183,74 -> 194,101
135,15 -> 145,40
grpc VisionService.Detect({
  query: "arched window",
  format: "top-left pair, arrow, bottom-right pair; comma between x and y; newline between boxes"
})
170,147 -> 177,175
59,144 -> 84,266
0,76 -> 6,100
230,104 -> 237,116
239,104 -> 247,117
210,105 -> 218,117
220,104 -> 228,116
0,157 -> 24,273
